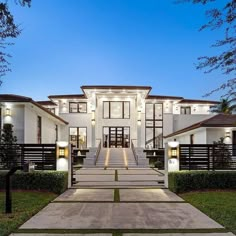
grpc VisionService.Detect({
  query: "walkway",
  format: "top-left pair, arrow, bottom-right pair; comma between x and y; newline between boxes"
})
11,168 -> 235,236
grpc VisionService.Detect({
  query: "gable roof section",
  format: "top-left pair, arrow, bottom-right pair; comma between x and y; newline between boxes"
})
48,94 -> 86,99
36,100 -> 57,106
0,94 -> 32,102
165,114 -> 236,138
0,94 -> 68,125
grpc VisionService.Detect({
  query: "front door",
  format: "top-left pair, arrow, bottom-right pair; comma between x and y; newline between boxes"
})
109,127 -> 123,148
103,127 -> 130,148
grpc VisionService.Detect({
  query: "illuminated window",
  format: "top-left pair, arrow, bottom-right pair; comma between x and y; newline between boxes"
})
103,101 -> 130,119
69,102 -> 87,113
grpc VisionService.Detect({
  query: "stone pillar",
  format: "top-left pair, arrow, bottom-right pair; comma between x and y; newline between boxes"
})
164,141 -> 180,188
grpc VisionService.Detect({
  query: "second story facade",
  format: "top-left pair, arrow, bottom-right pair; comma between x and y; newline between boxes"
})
37,85 -> 218,150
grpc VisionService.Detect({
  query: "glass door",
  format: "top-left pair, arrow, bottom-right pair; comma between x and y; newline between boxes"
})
103,127 -> 130,148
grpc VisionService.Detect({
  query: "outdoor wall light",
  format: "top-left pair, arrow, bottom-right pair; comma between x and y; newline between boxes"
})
137,110 -> 141,125
91,119 -> 95,126
91,110 -> 95,125
59,147 -> 65,158
170,147 -> 177,158
168,140 -> 179,159
225,131 -> 231,138
5,108 -> 11,116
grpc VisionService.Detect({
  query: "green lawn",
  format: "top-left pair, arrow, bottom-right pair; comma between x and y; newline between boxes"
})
0,191 -> 57,236
180,191 -> 236,235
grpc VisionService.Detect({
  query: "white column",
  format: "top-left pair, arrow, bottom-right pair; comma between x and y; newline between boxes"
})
165,141 -> 180,188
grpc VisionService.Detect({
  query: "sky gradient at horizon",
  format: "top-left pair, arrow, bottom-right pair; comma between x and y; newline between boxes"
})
0,0 -> 228,101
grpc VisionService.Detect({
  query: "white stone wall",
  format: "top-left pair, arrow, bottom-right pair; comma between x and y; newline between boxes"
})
24,104 -> 61,143
3,104 -> 25,143
165,128 -> 207,144
173,114 -> 214,133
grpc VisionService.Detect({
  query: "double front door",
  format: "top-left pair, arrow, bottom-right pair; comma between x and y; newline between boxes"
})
103,127 -> 130,148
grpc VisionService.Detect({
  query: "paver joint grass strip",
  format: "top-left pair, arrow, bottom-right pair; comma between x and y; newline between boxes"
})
15,228 -> 229,234
115,170 -> 118,181
114,189 -> 120,202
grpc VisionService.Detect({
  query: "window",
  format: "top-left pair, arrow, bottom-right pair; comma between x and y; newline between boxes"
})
69,102 -> 87,113
103,101 -> 130,119
48,108 -> 55,114
145,103 -> 163,149
37,116 -> 42,144
55,125 -> 58,142
69,127 -> 87,149
181,106 -> 191,114
190,134 -> 194,145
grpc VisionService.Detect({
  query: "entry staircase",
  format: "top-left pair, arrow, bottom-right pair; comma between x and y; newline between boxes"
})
96,148 -> 137,168
84,147 -> 148,168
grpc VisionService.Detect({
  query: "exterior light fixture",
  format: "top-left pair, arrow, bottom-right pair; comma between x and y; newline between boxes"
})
5,108 -> 11,116
91,119 -> 95,125
171,147 -> 177,158
59,147 -> 65,158
225,131 -> 231,138
137,110 -> 141,125
168,140 -> 179,159
91,110 -> 95,125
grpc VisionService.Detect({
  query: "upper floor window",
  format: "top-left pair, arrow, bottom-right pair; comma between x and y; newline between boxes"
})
37,116 -> 42,144
103,101 -> 130,119
181,106 -> 191,114
69,102 -> 87,113
47,108 -> 55,114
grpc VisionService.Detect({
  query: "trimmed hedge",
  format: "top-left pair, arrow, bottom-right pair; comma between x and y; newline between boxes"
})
169,171 -> 236,193
0,171 -> 68,194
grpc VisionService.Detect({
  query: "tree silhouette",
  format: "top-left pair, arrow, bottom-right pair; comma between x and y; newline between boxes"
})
210,95 -> 236,114
178,0 -> 235,97
0,0 -> 31,84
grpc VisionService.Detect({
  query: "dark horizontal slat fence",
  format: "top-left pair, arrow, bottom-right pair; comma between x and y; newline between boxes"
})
179,144 -> 236,170
0,144 -> 56,170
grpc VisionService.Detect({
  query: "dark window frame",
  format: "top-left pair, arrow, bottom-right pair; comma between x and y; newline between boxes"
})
103,126 -> 130,148
180,106 -> 191,115
37,116 -> 42,144
69,102 -> 87,113
145,103 -> 163,149
103,101 -> 130,119
69,127 -> 87,149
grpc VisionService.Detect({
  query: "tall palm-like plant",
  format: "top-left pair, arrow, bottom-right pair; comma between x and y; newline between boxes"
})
211,95 -> 236,114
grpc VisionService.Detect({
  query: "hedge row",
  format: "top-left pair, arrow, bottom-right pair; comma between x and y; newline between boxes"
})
169,171 -> 236,193
0,171 -> 68,194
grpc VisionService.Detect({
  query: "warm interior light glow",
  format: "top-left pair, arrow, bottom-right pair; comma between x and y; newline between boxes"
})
59,147 -> 65,157
171,148 -> 177,158
123,149 -> 128,168
105,148 -> 110,168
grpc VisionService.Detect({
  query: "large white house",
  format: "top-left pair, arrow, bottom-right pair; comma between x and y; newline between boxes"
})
2,85 -> 232,150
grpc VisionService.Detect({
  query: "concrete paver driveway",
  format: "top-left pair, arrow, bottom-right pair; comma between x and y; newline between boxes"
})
13,168 -> 235,236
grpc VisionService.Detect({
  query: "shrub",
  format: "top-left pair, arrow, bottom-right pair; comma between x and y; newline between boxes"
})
0,171 -> 68,194
169,171 -> 236,193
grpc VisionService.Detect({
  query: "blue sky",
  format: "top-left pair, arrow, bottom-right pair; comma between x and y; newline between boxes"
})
0,0 -> 228,101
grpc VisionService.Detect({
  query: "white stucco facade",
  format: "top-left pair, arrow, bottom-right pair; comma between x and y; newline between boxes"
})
2,86 -> 231,149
